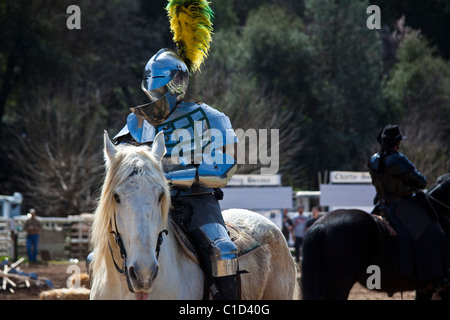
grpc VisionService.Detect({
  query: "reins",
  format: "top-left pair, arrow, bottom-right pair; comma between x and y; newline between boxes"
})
428,194 -> 450,211
108,212 -> 168,293
427,182 -> 450,211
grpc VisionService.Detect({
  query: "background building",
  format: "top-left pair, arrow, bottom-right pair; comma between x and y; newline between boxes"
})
221,174 -> 293,229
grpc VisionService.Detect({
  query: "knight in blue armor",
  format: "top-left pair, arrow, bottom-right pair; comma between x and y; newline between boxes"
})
368,124 -> 450,287
114,48 -> 239,299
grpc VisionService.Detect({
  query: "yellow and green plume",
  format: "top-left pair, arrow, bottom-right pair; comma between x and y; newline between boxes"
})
166,0 -> 214,74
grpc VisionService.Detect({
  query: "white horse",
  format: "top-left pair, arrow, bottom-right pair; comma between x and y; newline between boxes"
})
89,131 -> 298,300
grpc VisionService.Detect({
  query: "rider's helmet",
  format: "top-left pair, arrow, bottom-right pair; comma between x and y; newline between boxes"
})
130,48 -> 189,125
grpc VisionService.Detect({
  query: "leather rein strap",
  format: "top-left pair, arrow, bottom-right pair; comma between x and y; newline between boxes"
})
428,194 -> 450,211
108,213 -> 168,293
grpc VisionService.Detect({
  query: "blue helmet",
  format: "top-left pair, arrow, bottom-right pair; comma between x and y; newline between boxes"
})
131,49 -> 189,125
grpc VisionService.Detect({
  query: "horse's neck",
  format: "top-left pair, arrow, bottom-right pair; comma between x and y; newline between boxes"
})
147,224 -> 205,300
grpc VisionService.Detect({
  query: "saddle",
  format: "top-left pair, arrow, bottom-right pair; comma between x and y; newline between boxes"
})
371,197 -> 438,240
168,217 -> 261,299
372,198 -> 450,282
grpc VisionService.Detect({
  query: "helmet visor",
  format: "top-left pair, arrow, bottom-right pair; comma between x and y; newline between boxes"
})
130,92 -> 177,126
141,79 -> 169,102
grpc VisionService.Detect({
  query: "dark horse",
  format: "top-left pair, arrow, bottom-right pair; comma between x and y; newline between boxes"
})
301,173 -> 450,300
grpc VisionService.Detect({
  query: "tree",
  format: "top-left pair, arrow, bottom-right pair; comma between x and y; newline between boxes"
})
0,0 -> 69,136
190,66 -> 306,185
188,4 -> 311,186
372,0 -> 450,59
302,0 -> 386,188
3,84 -> 105,216
0,0 -> 170,201
239,4 -> 312,105
382,30 -> 450,183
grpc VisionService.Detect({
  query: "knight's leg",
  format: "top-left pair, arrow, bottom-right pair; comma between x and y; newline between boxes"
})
173,193 -> 239,299
195,223 -> 239,300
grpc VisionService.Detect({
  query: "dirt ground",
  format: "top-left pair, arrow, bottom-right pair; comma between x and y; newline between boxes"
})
0,261 -> 88,300
348,282 -> 415,300
0,261 -> 415,300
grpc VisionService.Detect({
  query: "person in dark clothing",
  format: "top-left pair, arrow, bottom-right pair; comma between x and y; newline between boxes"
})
367,124 -> 450,286
282,208 -> 294,243
305,206 -> 321,232
293,206 -> 308,263
24,209 -> 41,262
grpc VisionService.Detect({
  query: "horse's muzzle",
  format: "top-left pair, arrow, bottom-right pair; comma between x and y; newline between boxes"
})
128,262 -> 160,293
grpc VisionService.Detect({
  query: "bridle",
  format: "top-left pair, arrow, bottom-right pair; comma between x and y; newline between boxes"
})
108,211 -> 168,293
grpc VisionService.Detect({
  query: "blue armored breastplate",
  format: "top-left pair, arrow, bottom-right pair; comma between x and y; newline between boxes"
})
155,104 -> 212,159
114,102 -> 238,191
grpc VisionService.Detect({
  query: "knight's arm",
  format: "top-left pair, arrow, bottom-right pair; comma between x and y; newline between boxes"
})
165,143 -> 237,190
195,113 -> 238,189
402,167 -> 427,190
394,154 -> 427,190
196,143 -> 238,188
164,147 -> 237,190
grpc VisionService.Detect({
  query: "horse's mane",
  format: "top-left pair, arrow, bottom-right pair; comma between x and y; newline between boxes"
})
89,143 -> 171,288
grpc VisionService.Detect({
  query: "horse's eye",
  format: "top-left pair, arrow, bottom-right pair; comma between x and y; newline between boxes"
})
130,168 -> 139,177
114,193 -> 121,204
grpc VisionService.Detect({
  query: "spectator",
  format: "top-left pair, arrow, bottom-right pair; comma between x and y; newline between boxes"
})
24,209 -> 41,262
305,206 -> 321,232
293,206 -> 308,263
281,208 -> 294,244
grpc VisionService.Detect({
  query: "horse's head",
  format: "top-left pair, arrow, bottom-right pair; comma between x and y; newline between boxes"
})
92,130 -> 170,297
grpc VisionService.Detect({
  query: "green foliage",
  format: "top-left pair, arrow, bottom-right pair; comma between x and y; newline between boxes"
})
207,3 -> 313,109
372,0 -> 450,59
382,30 -> 450,182
211,0 -> 238,30
240,5 -> 312,102
301,0 -> 385,187
383,31 -> 450,119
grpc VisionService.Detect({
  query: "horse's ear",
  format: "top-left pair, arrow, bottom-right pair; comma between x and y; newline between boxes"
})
152,131 -> 166,162
104,130 -> 117,163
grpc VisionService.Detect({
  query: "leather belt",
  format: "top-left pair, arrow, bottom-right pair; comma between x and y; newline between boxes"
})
170,187 -> 215,197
